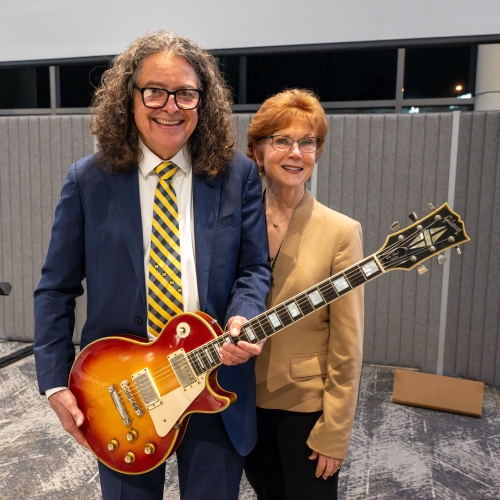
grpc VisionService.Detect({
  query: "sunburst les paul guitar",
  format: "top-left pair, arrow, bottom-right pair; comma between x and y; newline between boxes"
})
69,203 -> 470,474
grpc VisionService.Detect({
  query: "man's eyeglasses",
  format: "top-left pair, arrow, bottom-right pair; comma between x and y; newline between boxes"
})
260,135 -> 320,153
134,85 -> 203,110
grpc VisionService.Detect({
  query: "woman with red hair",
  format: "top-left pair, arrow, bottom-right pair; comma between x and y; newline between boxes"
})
244,89 -> 364,500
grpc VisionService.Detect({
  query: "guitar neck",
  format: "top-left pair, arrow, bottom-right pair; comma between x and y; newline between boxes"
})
185,254 -> 385,377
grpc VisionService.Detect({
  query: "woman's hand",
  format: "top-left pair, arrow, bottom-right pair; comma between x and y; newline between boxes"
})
309,450 -> 343,479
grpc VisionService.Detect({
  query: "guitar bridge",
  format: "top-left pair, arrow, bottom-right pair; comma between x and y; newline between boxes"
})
131,368 -> 163,411
108,385 -> 132,426
121,379 -> 144,416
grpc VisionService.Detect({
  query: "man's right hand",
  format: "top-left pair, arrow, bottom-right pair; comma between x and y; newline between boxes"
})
48,389 -> 89,448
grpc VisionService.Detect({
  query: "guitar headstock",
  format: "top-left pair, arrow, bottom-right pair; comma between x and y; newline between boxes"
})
376,203 -> 470,272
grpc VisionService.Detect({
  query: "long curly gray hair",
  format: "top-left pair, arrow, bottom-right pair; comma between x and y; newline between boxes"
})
90,30 -> 235,177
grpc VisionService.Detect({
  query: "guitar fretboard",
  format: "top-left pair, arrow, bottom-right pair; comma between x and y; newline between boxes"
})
185,255 -> 383,377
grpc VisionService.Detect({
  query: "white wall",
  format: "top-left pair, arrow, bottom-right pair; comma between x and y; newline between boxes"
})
1,0 -> 499,62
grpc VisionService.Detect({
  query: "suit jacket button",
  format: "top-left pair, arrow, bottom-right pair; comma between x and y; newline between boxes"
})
135,317 -> 143,326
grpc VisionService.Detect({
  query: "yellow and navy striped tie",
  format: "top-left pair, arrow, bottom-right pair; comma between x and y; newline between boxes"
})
147,161 -> 183,337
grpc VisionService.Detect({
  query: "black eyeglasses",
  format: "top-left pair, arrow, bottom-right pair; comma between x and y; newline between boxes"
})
134,85 -> 203,110
260,135 -> 320,153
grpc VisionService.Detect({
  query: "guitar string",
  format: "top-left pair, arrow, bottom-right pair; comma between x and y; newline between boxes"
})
83,218 -> 454,408
122,243 -> 439,403
112,220 -> 455,401
123,248 -> 446,404
377,218 -> 444,258
120,231 -> 450,401
112,336 -> 231,401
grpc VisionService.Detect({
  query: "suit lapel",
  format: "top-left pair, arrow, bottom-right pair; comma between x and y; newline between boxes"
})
106,169 -> 146,304
193,173 -> 221,312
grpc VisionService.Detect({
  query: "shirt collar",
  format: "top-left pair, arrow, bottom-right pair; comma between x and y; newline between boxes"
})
138,139 -> 192,179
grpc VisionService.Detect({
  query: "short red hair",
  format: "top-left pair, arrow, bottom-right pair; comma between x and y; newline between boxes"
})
246,88 -> 328,163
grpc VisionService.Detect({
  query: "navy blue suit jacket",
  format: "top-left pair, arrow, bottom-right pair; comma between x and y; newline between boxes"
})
34,151 -> 272,456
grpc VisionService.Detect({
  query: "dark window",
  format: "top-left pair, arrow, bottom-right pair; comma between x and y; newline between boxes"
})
218,56 -> 241,103
0,66 -> 50,109
404,46 -> 476,99
59,62 -> 109,108
36,67 -> 51,108
245,49 -> 398,104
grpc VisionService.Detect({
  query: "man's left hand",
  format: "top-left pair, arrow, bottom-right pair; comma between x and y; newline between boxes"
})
219,316 -> 265,366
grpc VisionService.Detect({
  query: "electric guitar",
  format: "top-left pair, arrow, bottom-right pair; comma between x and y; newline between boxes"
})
69,202 -> 470,474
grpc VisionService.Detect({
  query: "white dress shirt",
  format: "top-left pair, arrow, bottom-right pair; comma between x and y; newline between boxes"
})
138,141 -> 200,341
46,142 -> 199,398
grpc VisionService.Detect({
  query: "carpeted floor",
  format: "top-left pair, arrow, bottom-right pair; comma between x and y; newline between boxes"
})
1,341 -> 499,499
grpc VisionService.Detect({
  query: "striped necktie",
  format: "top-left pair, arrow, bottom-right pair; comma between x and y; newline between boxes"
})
147,161 -> 183,337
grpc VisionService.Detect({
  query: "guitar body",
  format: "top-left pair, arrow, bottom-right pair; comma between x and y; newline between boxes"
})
69,311 -> 235,474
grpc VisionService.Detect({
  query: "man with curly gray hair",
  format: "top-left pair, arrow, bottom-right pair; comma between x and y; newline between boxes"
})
34,30 -> 272,500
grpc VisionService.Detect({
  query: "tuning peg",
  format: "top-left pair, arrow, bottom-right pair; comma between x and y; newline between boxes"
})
437,253 -> 447,265
456,246 -> 462,256
390,221 -> 400,232
428,203 -> 436,211
408,212 -> 418,223
417,265 -> 428,275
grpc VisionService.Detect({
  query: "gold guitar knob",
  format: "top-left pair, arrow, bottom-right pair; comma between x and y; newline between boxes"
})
107,439 -> 118,451
124,452 -> 136,464
126,429 -> 138,442
144,443 -> 156,455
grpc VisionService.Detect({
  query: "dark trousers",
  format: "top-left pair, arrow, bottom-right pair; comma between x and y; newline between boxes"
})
244,407 -> 338,500
99,413 -> 244,500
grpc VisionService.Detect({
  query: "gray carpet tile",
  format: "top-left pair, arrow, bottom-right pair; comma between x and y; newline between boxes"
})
0,338 -> 31,356
1,345 -> 499,499
342,365 -> 500,499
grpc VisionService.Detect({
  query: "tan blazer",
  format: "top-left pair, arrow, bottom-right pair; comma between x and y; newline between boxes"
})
255,190 -> 364,459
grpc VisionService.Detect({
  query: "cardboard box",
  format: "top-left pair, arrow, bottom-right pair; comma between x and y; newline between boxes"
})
392,369 -> 484,417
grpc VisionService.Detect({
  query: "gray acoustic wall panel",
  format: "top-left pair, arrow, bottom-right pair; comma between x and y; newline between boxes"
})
0,116 -> 93,343
1,112 -> 500,386
313,113 -> 454,374
445,112 -> 500,386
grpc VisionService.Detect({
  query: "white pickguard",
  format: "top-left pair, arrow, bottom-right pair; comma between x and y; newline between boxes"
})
148,375 -> 206,437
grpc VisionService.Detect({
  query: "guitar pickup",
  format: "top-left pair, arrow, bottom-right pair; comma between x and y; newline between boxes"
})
168,349 -> 199,390
131,368 -> 163,411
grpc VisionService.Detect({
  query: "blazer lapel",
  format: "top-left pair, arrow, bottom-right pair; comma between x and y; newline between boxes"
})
269,189 -> 315,306
193,173 -> 221,312
106,169 -> 146,304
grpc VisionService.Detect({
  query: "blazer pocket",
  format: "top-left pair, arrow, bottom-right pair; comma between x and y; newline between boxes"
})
290,352 -> 328,380
215,209 -> 241,232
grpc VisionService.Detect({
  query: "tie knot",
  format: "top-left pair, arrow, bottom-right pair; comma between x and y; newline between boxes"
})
155,161 -> 178,180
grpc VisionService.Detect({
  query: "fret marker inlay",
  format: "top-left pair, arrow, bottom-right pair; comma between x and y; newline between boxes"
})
333,276 -> 349,292
287,302 -> 301,317
308,290 -> 323,305
244,326 -> 256,341
268,313 -> 281,328
361,260 -> 379,277
196,353 -> 205,369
